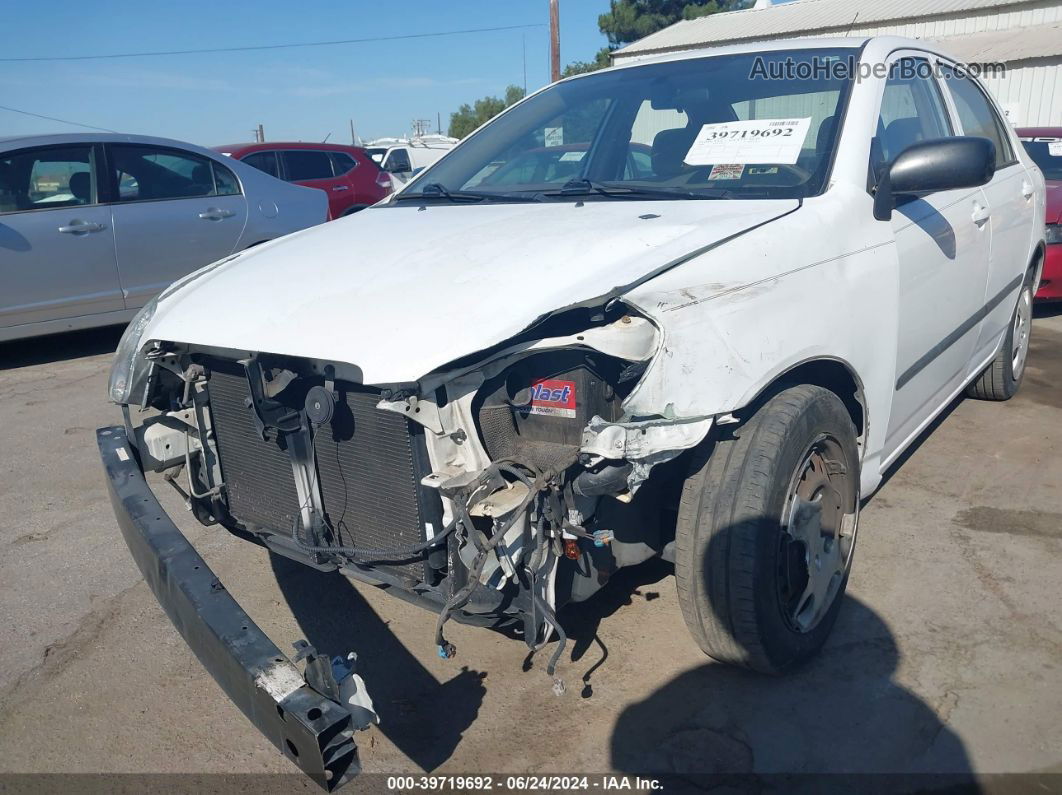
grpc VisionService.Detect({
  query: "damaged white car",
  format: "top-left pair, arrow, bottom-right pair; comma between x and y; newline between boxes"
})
100,36 -> 1045,788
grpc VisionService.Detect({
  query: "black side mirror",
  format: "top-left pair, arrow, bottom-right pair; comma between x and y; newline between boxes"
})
873,137 -> 995,221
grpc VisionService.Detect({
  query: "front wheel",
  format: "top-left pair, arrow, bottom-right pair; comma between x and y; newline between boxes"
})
674,385 -> 860,674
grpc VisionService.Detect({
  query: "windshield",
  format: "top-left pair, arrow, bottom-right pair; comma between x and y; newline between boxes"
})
1020,137 -> 1062,180
401,48 -> 856,203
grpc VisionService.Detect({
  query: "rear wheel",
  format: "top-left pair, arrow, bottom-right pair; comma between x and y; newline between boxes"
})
674,385 -> 860,674
966,273 -> 1034,401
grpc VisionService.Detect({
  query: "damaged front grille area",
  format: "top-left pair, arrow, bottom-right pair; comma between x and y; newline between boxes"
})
207,363 -> 441,582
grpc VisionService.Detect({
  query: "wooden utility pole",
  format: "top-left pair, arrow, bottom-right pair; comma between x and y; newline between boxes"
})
549,0 -> 561,82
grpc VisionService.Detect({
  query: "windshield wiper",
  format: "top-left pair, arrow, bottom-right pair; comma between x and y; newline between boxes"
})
546,178 -> 734,200
394,182 -> 535,203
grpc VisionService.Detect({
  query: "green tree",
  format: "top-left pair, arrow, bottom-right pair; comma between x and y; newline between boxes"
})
561,47 -> 614,78
598,0 -> 753,47
560,0 -> 753,77
449,2 -> 753,135
448,85 -> 526,139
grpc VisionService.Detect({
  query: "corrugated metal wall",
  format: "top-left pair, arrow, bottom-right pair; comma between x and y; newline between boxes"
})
614,0 -> 1062,127
982,60 -> 1062,125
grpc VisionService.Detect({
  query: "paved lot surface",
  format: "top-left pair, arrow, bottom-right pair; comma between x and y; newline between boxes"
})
1,313 -> 1060,784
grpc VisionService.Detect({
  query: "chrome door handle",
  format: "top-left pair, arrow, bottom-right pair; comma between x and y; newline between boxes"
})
1021,180 -> 1034,200
198,208 -> 235,220
971,203 -> 990,226
58,221 -> 105,234
332,185 -> 350,191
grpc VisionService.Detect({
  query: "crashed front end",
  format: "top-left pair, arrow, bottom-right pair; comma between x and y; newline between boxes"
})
102,294 -> 713,785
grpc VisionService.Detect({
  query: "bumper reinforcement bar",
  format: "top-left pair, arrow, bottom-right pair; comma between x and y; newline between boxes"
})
98,425 -> 360,790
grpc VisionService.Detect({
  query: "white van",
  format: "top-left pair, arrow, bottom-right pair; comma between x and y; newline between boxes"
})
368,135 -> 458,185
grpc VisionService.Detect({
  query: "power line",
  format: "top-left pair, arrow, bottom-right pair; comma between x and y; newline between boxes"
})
0,24 -> 546,63
0,103 -> 117,132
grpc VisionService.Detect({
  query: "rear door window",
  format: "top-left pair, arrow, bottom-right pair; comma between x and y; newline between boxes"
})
281,150 -> 334,181
242,150 -> 279,178
109,145 -> 227,202
0,145 -> 97,213
941,65 -> 1016,167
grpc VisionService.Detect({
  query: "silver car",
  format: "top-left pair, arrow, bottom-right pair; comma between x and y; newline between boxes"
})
0,133 -> 327,342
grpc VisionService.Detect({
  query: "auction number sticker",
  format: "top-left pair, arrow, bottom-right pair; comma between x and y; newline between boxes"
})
684,117 -> 811,165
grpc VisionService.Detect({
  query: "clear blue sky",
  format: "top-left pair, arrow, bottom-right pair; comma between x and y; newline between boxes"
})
0,0 -> 614,146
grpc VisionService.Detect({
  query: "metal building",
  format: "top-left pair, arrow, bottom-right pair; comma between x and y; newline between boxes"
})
612,0 -> 1062,126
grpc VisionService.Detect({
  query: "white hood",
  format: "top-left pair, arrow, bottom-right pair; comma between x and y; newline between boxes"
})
145,199 -> 796,383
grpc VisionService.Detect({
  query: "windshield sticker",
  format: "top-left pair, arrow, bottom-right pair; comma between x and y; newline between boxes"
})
1049,142 -> 1062,157
749,166 -> 779,175
544,127 -> 564,147
559,150 -> 586,162
708,164 -> 745,180
684,118 -> 811,165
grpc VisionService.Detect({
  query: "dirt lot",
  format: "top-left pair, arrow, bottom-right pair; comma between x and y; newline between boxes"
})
1,312 -> 1060,786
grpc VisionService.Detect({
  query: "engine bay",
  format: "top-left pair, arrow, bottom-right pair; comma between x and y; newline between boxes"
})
126,309 -> 712,690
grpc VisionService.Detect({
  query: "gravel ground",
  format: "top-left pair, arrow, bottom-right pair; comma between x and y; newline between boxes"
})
0,312 -> 1060,786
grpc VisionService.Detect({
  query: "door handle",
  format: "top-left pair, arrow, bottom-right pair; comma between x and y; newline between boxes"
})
58,220 -> 105,234
198,207 -> 235,220
332,185 -> 350,191
1021,180 -> 1034,200
971,203 -> 990,226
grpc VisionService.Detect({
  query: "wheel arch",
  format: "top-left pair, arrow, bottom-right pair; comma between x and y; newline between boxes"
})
738,356 -> 868,447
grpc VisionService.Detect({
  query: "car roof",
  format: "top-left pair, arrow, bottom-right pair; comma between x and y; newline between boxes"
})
0,132 -> 233,161
1015,127 -> 1062,137
215,141 -> 370,156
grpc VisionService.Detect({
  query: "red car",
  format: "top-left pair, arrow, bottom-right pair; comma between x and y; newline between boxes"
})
214,142 -> 391,220
1018,127 -> 1062,301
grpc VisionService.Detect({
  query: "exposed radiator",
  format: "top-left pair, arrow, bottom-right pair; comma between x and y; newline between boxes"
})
207,365 -> 435,581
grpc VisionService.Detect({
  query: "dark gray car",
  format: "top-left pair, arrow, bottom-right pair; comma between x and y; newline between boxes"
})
0,133 -> 327,342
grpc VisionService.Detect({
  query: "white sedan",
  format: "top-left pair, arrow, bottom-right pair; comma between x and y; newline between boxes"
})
100,36 -> 1044,784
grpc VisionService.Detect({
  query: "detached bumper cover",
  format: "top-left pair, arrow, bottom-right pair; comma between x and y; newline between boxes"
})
97,425 -> 359,790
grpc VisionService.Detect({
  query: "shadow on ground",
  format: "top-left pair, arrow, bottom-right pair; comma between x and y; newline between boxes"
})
560,558 -> 674,699
269,553 -> 487,773
0,325 -> 124,370
609,595 -> 974,791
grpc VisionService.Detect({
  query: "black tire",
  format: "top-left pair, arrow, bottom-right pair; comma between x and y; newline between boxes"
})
966,271 -> 1034,401
674,384 -> 860,674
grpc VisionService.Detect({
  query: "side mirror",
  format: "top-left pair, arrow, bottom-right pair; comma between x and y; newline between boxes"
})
873,137 -> 995,221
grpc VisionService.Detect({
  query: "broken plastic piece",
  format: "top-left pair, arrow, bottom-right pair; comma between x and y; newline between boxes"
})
332,653 -> 380,729
437,643 -> 456,659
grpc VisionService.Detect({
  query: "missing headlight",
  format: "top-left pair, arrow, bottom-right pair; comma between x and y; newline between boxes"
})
472,350 -> 631,472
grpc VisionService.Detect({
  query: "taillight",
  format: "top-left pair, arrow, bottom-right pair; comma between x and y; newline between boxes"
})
376,171 -> 392,192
